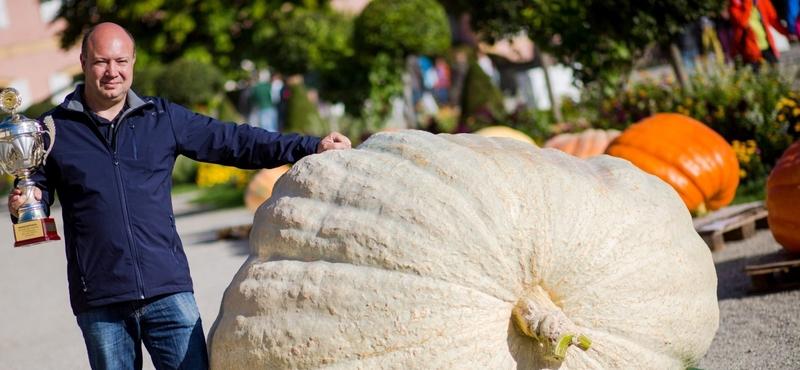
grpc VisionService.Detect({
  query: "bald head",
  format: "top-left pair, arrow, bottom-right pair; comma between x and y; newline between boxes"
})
81,22 -> 136,58
79,22 -> 137,116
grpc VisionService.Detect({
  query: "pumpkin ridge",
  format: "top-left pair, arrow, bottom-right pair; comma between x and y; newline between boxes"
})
615,127 -> 717,199
212,130 -> 719,369
257,146 -> 523,301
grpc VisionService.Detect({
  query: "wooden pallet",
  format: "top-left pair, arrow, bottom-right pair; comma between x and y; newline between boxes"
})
744,250 -> 800,294
692,201 -> 769,251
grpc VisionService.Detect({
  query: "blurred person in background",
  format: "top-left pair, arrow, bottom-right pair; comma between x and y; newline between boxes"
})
728,0 -> 798,70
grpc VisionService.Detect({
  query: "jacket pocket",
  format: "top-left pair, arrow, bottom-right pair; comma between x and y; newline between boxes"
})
168,214 -> 190,274
128,122 -> 138,160
71,235 -> 88,292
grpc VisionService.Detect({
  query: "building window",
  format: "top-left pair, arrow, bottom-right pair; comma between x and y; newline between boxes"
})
0,0 -> 9,30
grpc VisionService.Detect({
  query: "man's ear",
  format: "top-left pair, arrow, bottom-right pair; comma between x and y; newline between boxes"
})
79,54 -> 86,73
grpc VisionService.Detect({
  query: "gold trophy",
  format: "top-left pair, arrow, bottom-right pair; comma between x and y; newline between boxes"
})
0,88 -> 60,247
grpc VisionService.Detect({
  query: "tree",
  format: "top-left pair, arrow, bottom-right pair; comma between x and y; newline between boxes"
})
349,0 -> 451,121
43,0 -> 332,76
442,0 -> 726,96
263,8 -> 354,77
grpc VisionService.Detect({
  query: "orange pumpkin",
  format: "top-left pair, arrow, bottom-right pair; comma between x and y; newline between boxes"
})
604,113 -> 739,215
244,165 -> 291,212
766,140 -> 800,252
544,128 -> 621,158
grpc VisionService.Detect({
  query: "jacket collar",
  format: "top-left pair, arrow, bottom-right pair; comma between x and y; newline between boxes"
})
63,84 -> 151,115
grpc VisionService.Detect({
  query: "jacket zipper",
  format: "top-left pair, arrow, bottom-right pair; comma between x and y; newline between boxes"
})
128,122 -> 138,160
113,148 -> 146,299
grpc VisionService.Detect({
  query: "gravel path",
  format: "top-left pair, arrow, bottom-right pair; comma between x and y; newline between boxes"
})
695,229 -> 800,370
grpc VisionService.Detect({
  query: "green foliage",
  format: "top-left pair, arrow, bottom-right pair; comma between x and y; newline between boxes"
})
730,174 -> 767,205
581,63 -> 797,169
498,107 -> 554,145
459,60 -> 505,128
353,0 -> 451,59
21,99 -> 57,119
131,63 -> 166,96
155,59 -> 225,109
190,184 -> 246,209
774,91 -> 800,143
284,83 -> 325,136
172,156 -> 199,186
362,53 -> 406,124
317,54 -> 370,116
450,0 -> 726,95
265,8 -> 355,76
216,93 -> 244,123
46,0 -> 327,77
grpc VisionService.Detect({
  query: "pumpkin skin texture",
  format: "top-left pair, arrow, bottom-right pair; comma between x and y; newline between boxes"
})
243,165 -> 291,212
208,130 -> 718,369
604,113 -> 739,215
766,140 -> 800,252
474,125 -> 537,145
544,128 -> 621,158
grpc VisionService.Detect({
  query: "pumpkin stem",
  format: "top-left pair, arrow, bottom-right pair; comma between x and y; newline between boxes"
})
693,202 -> 708,218
512,285 -> 591,361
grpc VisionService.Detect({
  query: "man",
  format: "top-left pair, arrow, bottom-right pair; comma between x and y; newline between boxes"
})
250,70 -> 278,132
728,0 -> 797,70
7,22 -> 350,370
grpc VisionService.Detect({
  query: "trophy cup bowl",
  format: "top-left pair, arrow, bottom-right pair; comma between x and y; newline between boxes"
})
0,87 -> 60,247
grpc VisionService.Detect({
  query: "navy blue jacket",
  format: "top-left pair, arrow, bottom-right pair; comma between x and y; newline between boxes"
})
25,84 -> 321,315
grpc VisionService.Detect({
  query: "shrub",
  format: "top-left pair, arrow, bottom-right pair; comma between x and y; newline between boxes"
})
132,63 -> 166,97
774,91 -> 800,143
458,60 -> 505,129
283,82 -> 325,136
21,99 -> 57,119
155,59 -> 224,109
580,63 -> 798,173
353,0 -> 450,59
195,162 -> 252,189
266,9 -> 354,77
172,156 -> 199,186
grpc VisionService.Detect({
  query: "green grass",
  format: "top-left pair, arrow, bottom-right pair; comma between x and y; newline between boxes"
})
171,183 -> 200,195
730,176 -> 767,206
189,184 -> 246,209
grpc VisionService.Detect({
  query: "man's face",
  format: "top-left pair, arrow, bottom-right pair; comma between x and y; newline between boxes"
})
80,31 -> 135,104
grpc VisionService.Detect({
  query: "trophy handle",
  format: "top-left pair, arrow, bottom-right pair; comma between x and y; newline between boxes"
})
42,116 -> 56,165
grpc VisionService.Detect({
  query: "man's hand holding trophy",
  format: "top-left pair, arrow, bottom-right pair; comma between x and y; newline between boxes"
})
0,87 -> 60,247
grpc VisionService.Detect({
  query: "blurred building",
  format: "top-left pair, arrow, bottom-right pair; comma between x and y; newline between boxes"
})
0,0 -> 80,110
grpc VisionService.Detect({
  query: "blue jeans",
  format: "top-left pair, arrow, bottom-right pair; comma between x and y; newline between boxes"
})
76,292 -> 209,370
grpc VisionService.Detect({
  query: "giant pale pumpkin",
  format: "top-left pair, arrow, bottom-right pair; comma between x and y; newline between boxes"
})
766,140 -> 800,252
208,130 -> 718,369
605,113 -> 739,215
243,165 -> 291,212
544,128 -> 621,158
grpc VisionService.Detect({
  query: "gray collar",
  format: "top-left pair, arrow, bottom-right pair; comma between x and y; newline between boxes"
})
64,84 -> 151,116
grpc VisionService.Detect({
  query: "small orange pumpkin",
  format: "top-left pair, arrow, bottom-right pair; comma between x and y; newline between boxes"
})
604,113 -> 739,215
766,140 -> 800,252
244,165 -> 291,212
544,128 -> 621,158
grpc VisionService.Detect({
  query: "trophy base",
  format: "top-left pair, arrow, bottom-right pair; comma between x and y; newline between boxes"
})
13,218 -> 61,247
